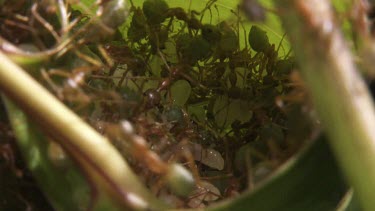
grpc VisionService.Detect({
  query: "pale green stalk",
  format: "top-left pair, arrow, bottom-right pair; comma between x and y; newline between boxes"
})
274,1 -> 375,210
0,51 -> 166,210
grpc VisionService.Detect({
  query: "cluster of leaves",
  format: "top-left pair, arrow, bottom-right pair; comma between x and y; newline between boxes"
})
0,0 -> 318,209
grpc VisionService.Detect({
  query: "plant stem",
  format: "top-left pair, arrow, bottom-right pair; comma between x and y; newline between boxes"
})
274,1 -> 375,210
0,51 -> 166,210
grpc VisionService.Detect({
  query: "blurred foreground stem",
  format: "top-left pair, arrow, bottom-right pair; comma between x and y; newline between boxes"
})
275,0 -> 375,210
0,51 -> 166,210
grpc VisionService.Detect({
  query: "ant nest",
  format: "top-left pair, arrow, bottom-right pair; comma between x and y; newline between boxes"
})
0,0 -> 319,209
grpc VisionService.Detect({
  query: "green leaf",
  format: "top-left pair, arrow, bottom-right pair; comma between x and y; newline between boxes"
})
80,0 -> 96,6
170,80 -> 192,106
3,97 -> 120,211
213,95 -> 252,128
208,135 -> 348,211
127,0 -> 288,53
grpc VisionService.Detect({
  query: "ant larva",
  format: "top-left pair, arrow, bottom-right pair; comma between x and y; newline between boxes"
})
186,180 -> 221,208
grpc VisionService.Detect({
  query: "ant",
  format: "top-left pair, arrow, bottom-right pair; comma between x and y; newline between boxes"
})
41,66 -> 92,111
104,119 -> 197,197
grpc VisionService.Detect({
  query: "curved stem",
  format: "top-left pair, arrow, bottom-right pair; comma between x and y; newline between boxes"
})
275,1 -> 375,210
0,50 -> 167,210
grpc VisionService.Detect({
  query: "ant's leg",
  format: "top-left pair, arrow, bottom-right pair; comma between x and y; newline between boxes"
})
97,44 -> 114,67
168,140 -> 201,185
74,50 -> 103,68
41,69 -> 64,99
31,3 -> 60,41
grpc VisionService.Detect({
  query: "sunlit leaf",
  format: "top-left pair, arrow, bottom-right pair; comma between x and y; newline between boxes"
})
213,95 -> 252,128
